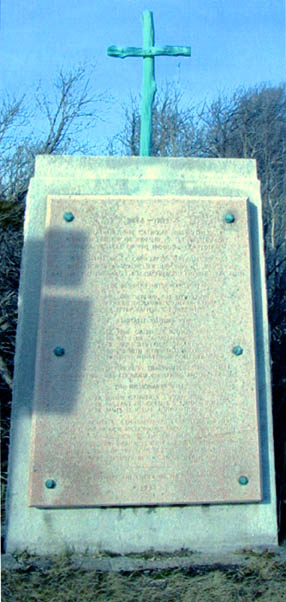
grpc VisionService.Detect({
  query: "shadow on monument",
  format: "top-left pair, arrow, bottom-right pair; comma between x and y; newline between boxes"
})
11,226 -> 91,417
248,202 -> 272,506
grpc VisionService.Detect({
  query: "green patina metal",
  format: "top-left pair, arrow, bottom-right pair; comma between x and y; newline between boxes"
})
45,479 -> 57,489
224,213 -> 235,223
233,346 -> 244,356
63,211 -> 75,222
53,346 -> 65,357
107,11 -> 191,156
238,476 -> 249,486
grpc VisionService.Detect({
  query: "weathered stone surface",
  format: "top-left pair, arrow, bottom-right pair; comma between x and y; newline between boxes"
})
28,194 -> 260,507
5,157 -> 277,554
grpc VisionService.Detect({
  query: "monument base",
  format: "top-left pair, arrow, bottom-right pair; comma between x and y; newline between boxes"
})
5,157 -> 277,554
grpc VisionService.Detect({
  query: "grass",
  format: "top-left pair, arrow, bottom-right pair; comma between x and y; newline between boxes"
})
2,550 -> 286,601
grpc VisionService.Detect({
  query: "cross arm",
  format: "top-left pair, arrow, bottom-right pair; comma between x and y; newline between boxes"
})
107,10 -> 191,156
107,45 -> 191,58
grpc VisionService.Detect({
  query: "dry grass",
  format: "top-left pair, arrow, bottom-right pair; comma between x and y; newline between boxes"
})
2,550 -> 286,601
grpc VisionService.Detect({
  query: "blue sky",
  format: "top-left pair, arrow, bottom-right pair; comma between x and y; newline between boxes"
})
0,0 -> 285,153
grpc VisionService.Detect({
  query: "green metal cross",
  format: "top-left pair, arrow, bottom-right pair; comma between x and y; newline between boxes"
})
107,11 -> 191,156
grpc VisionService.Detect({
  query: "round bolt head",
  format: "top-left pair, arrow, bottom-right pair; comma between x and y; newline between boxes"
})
63,211 -> 75,222
238,475 -> 249,486
45,479 -> 56,489
233,345 -> 243,356
225,213 -> 235,223
54,346 -> 65,356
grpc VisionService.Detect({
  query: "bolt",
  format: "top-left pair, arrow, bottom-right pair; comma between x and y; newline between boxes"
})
225,213 -> 235,223
63,212 -> 75,222
238,476 -> 249,486
233,345 -> 243,356
53,346 -> 65,356
45,479 -> 56,489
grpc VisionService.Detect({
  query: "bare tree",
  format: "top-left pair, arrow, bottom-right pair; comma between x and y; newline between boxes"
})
0,64 -> 104,203
109,84 -> 200,157
0,63 -> 105,382
197,85 -> 286,242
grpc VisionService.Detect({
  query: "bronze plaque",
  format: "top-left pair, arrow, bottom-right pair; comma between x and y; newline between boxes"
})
28,195 -> 261,507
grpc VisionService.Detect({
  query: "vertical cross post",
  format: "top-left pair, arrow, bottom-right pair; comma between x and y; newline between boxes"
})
107,11 -> 191,156
141,11 -> 156,157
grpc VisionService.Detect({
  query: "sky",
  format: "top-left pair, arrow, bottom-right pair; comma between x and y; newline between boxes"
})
0,0 -> 285,154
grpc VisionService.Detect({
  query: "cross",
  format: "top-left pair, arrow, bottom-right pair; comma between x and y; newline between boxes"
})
107,11 -> 191,156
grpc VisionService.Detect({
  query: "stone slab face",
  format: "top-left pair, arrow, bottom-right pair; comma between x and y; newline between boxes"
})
5,157 -> 277,553
29,194 -> 261,507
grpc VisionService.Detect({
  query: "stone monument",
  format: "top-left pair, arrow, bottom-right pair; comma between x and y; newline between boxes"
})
5,12 -> 277,554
